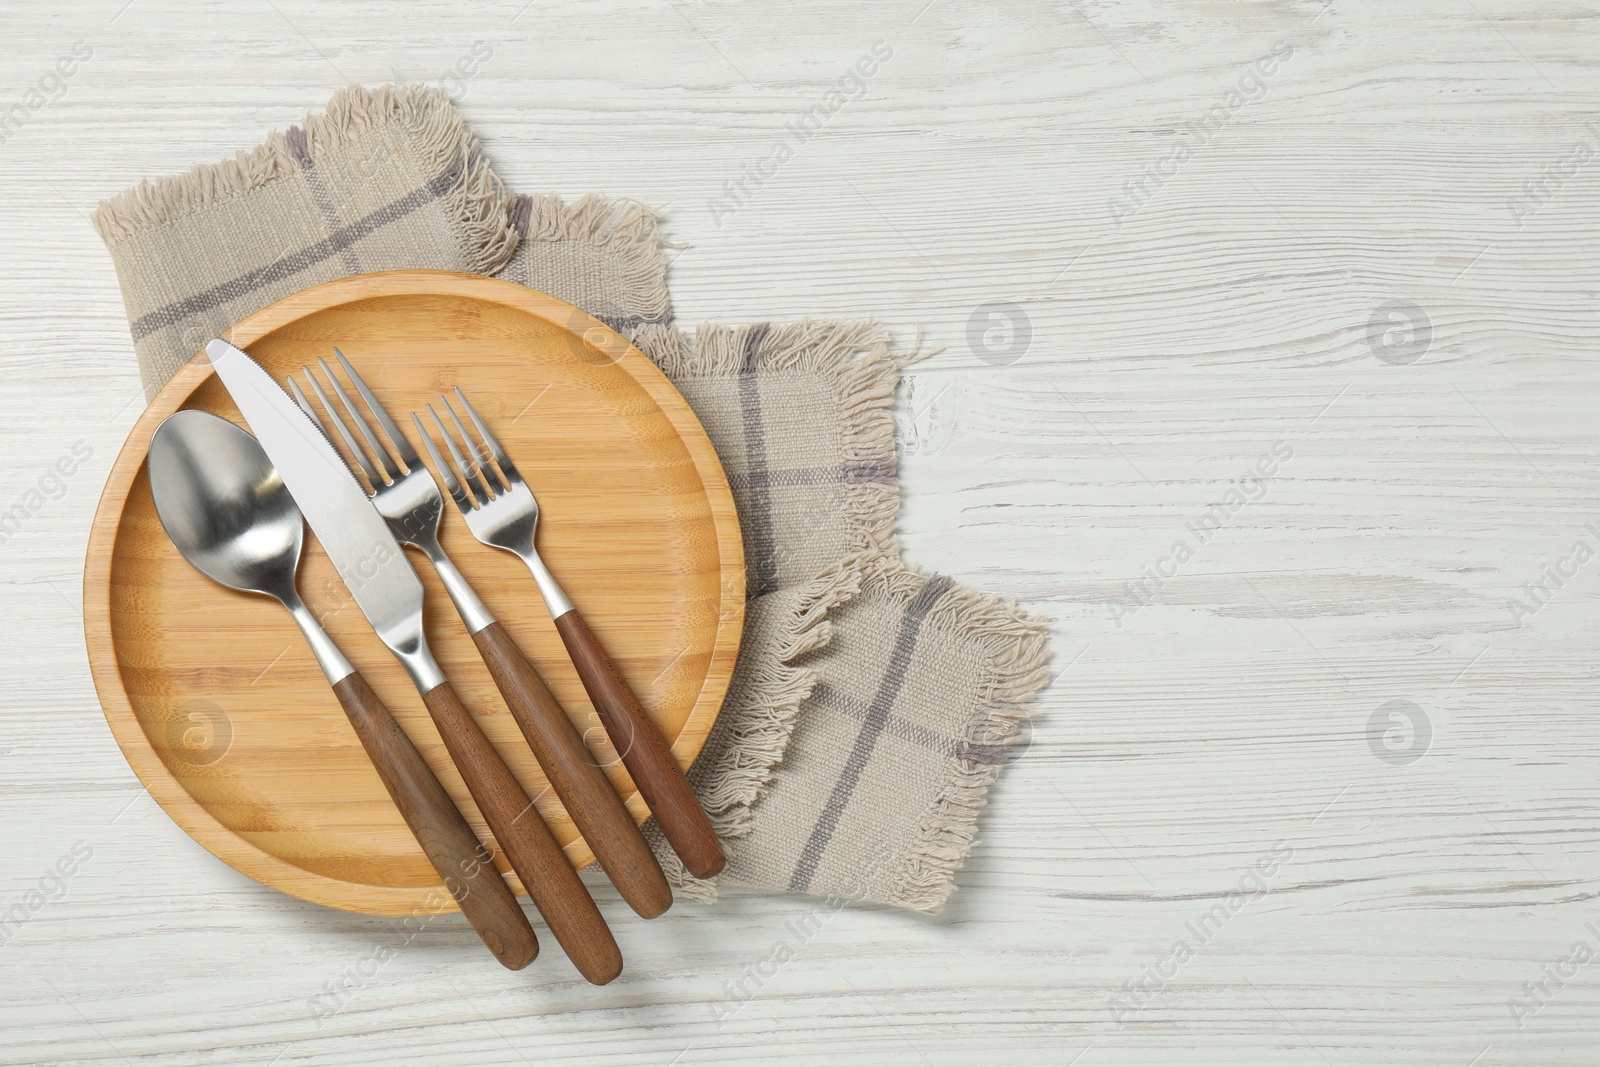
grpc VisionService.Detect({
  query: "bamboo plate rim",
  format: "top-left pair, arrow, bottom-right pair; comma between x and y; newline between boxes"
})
82,270 -> 745,916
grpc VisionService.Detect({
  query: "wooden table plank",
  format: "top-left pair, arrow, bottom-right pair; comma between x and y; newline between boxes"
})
2,0 -> 1598,1062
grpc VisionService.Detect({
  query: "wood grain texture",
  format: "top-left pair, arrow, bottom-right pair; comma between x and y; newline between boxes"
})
420,680 -> 620,986
80,271 -> 744,916
555,608 -> 726,880
5,0 -> 1600,1063
472,620 -> 673,920
329,671 -> 538,971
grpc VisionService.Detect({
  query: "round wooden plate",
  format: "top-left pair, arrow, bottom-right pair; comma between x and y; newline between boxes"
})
84,271 -> 744,916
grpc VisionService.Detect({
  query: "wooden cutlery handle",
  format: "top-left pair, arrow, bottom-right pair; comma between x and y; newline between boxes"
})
472,622 -> 674,919
330,672 -> 538,971
419,680 -> 623,985
552,609 -> 726,879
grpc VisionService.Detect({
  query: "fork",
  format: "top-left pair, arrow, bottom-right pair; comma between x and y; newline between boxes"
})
292,350 -> 673,927
415,388 -> 726,880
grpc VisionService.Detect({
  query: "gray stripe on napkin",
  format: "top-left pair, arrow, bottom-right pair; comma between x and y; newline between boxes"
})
787,573 -> 954,893
128,168 -> 459,340
287,125 -> 362,275
736,323 -> 779,598
726,459 -> 898,493
809,681 -> 1017,765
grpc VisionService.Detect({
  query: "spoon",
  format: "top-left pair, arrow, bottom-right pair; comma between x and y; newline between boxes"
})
148,409 -> 538,970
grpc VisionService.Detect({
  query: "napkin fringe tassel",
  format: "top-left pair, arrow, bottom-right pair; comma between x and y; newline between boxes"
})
633,319 -> 921,901
646,553 -> 864,900
714,556 -> 862,833
645,318 -> 918,556
514,192 -> 674,326
92,85 -> 520,277
880,563 -> 1055,914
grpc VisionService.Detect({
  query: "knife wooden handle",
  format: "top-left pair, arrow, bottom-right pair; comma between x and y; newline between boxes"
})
419,680 -> 622,985
472,621 -> 673,919
330,671 -> 538,971
552,608 -> 725,879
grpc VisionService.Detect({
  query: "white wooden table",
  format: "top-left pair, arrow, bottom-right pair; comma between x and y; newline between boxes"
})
3,1 -> 1598,1063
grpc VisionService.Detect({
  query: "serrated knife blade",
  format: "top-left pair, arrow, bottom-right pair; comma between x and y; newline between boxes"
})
204,339 -> 443,691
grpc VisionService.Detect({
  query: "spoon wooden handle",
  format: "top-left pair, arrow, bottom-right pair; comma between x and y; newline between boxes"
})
472,621 -> 673,919
330,671 -> 537,971
419,680 -> 623,985
552,608 -> 726,879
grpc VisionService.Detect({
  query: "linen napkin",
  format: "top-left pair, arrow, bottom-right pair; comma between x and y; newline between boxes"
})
93,85 -> 1051,913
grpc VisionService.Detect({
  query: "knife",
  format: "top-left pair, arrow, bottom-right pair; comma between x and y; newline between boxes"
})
204,339 -> 623,985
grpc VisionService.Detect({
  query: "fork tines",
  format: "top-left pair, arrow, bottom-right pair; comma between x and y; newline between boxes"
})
412,389 -> 522,514
290,347 -> 419,492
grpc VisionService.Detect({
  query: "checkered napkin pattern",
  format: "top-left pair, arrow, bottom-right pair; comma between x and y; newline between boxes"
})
93,85 -> 1051,913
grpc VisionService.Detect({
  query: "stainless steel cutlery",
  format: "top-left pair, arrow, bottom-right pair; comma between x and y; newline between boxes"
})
160,337 -> 728,978
291,348 -> 674,920
147,409 -> 538,971
417,387 -> 726,879
201,340 -> 622,984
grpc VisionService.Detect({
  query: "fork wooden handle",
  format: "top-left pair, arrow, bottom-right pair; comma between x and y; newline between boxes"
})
553,608 -> 726,879
330,671 -> 538,971
419,680 -> 623,985
472,622 -> 674,918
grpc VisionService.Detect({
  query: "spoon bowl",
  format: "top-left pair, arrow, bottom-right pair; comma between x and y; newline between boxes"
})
149,409 -> 303,603
142,405 -> 540,970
